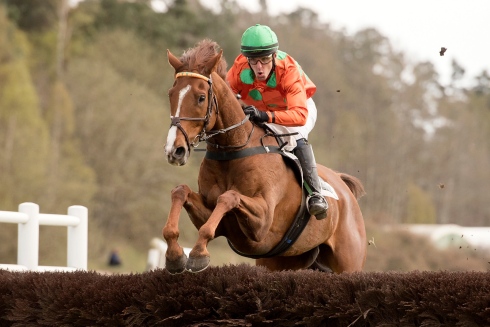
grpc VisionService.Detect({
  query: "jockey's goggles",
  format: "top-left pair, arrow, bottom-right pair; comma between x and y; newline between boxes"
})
247,54 -> 273,65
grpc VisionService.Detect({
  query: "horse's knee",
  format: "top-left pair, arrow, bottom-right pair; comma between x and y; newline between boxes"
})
171,184 -> 191,202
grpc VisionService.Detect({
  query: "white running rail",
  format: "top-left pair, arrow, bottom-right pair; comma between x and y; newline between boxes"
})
0,202 -> 88,272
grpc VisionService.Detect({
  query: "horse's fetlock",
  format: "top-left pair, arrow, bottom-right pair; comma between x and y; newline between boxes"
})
190,245 -> 209,258
198,227 -> 215,241
166,246 -> 185,262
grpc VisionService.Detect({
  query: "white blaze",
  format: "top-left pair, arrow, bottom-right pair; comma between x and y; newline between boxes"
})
165,84 -> 191,154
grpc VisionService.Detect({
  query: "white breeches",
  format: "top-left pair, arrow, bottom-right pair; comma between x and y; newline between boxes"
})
267,97 -> 317,141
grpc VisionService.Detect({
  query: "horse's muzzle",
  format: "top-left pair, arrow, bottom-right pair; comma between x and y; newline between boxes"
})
166,146 -> 189,166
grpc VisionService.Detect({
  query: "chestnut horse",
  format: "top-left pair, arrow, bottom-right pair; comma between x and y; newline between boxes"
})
163,39 -> 366,274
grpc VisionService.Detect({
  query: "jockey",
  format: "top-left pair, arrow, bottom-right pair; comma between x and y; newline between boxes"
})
226,24 -> 328,220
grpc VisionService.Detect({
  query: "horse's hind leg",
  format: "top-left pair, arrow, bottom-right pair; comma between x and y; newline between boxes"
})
316,222 -> 367,273
308,258 -> 333,273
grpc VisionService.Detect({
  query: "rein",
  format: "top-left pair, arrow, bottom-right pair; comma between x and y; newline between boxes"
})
171,71 -> 252,151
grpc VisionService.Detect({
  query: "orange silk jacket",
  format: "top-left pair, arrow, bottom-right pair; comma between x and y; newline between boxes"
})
226,51 -> 316,127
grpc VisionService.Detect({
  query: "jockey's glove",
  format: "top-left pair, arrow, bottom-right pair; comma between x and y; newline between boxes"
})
243,105 -> 269,123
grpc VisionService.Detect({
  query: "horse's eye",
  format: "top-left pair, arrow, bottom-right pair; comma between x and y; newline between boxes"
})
198,95 -> 206,104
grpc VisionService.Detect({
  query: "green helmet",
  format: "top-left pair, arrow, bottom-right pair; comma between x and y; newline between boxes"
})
240,24 -> 279,58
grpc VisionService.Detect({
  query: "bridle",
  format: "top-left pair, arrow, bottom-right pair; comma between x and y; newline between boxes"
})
170,71 -> 250,151
170,72 -> 218,151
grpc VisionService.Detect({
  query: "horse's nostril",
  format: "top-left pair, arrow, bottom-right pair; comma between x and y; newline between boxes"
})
174,147 -> 186,158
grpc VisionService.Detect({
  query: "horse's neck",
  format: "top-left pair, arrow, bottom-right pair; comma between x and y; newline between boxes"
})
211,77 -> 255,147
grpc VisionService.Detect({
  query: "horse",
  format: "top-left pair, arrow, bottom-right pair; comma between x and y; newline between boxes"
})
163,39 -> 367,274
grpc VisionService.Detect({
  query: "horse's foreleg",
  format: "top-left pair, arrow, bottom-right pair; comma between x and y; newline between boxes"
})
163,184 -> 211,274
187,190 -> 271,272
186,190 -> 240,272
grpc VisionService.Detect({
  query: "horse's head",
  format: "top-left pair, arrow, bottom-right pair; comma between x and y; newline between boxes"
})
164,42 -> 225,166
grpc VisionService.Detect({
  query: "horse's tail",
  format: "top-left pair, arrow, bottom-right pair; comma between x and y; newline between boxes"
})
339,173 -> 366,200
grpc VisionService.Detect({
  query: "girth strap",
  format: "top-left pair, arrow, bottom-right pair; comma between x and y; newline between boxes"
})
204,145 -> 284,161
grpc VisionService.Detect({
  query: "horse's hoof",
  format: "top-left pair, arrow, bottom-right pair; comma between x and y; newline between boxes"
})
186,256 -> 210,273
165,254 -> 188,274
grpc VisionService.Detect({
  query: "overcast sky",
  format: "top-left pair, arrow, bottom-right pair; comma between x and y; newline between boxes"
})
198,0 -> 489,87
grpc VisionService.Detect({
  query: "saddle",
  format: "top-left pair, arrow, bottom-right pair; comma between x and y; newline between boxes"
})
204,124 -> 338,259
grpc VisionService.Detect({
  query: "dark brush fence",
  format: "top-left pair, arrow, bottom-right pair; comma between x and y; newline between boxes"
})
0,264 -> 488,326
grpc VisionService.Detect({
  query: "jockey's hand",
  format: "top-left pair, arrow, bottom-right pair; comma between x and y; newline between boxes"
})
243,105 -> 269,123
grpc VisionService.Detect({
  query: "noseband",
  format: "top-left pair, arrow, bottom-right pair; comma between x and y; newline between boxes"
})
170,72 -> 218,150
170,72 -> 251,151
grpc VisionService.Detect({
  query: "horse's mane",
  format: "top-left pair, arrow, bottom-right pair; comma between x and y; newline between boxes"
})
179,39 -> 228,80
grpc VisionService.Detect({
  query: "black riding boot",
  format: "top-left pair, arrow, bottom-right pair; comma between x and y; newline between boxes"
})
294,139 -> 328,220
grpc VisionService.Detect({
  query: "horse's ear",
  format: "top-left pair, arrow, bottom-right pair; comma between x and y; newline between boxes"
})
205,49 -> 223,75
167,49 -> 184,72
